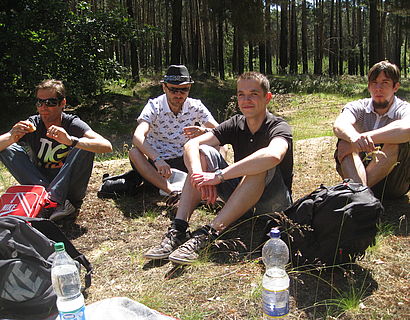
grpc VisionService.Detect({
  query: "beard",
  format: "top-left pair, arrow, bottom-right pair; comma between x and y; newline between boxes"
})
168,97 -> 186,111
372,99 -> 390,109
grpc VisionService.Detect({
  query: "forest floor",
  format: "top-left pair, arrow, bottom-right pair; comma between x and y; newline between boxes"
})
1,81 -> 409,319
66,134 -> 409,320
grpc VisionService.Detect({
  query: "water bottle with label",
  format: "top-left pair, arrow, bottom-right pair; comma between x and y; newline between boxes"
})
51,242 -> 86,320
262,228 -> 290,319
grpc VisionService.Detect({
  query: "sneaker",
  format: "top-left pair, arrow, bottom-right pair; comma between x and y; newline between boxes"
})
168,226 -> 218,265
49,200 -> 77,221
143,228 -> 190,260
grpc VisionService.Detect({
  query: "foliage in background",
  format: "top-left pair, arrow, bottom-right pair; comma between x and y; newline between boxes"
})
0,0 -> 140,99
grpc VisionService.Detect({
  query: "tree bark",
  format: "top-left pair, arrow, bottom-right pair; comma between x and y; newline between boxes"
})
289,0 -> 298,74
170,0 -> 183,64
126,0 -> 140,82
279,0 -> 289,74
301,0 -> 308,74
265,0 -> 273,75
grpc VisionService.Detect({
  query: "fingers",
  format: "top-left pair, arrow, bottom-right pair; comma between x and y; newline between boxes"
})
156,160 -> 171,178
200,185 -> 217,204
46,125 -> 71,144
183,126 -> 204,139
356,135 -> 375,153
10,121 -> 33,141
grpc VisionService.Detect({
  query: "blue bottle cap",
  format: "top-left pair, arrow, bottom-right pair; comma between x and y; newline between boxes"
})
270,228 -> 280,238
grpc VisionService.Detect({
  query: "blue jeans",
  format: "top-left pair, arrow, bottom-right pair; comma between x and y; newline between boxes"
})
0,144 -> 94,208
199,145 -> 292,214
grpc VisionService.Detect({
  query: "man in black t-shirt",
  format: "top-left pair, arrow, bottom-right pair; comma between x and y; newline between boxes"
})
0,79 -> 112,220
144,72 -> 294,265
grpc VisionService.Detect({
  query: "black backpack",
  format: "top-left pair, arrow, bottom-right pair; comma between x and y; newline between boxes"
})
269,180 -> 384,266
0,216 -> 92,319
97,169 -> 143,199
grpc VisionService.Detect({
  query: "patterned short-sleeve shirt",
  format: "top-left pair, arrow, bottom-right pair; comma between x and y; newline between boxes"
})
137,94 -> 216,159
340,96 -> 410,133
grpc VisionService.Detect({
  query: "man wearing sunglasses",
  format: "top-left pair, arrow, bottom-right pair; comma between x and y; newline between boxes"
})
0,79 -> 112,221
129,65 -> 221,196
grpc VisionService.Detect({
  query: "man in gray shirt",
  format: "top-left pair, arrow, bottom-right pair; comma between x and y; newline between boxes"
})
333,60 -> 410,200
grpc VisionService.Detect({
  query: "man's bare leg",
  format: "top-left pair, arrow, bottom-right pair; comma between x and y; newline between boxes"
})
339,152 -> 367,185
210,172 -> 266,233
175,150 -> 210,221
129,147 -> 172,193
365,143 -> 399,187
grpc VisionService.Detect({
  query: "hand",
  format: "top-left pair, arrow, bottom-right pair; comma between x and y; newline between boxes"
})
191,172 -> 220,187
154,159 -> 172,179
183,126 -> 208,139
46,125 -> 72,145
199,184 -> 218,204
9,120 -> 35,142
351,134 -> 375,153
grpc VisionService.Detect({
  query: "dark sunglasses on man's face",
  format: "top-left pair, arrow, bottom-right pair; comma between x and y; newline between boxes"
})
35,98 -> 61,107
165,84 -> 190,94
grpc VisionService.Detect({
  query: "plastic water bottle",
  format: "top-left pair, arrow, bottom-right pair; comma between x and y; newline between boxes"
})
51,242 -> 86,320
262,228 -> 290,319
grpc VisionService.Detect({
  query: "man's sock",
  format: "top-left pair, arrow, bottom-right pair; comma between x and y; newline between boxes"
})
199,225 -> 219,239
172,218 -> 189,233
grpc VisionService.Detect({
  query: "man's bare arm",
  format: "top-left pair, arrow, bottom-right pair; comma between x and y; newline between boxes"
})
368,118 -> 410,144
218,137 -> 288,180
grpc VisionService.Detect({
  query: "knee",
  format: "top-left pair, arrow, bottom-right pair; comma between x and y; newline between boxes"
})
129,146 -> 144,164
242,171 -> 267,186
380,143 -> 399,160
336,140 -> 353,163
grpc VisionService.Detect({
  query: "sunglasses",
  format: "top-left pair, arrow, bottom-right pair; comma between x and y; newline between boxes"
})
35,98 -> 61,107
165,84 -> 190,94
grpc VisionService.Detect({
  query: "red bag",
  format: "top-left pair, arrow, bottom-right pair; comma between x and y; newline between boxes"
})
0,185 -> 57,218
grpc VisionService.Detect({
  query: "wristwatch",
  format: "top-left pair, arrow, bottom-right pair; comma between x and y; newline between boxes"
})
215,169 -> 225,183
70,136 -> 80,148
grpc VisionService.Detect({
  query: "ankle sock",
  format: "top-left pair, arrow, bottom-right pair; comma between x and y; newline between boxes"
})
172,219 -> 189,233
200,225 -> 219,239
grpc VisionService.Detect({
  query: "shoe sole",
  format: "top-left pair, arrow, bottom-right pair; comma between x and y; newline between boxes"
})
143,252 -> 172,260
168,255 -> 195,265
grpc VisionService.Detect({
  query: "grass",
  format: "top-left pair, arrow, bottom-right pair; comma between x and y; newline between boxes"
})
0,75 -> 409,319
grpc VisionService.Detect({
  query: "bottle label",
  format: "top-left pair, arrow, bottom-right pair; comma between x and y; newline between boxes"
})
59,305 -> 86,320
262,288 -> 289,318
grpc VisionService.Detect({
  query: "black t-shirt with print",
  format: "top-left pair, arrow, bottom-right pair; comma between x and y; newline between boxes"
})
20,113 -> 91,169
213,112 -> 293,193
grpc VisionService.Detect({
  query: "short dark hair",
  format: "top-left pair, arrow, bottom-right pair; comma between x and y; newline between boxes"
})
368,60 -> 400,85
237,72 -> 270,94
35,79 -> 66,99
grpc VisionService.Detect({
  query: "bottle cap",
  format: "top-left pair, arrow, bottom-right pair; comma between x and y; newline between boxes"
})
54,242 -> 65,252
269,228 -> 280,238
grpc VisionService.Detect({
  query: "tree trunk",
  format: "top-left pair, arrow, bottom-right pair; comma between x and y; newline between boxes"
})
289,0 -> 298,74
357,3 -> 364,76
232,26 -> 238,75
218,12 -> 225,80
170,0 -> 183,64
369,0 -> 380,67
338,0 -> 343,75
265,0 -> 273,75
314,0 -> 323,75
202,0 -> 211,74
238,30 -> 245,75
259,41 -> 266,74
249,41 -> 254,71
279,0 -> 289,74
126,0 -> 140,82
329,0 -> 337,75
301,0 -> 308,74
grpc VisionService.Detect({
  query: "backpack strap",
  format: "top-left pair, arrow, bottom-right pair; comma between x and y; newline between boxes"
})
9,216 -> 93,289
